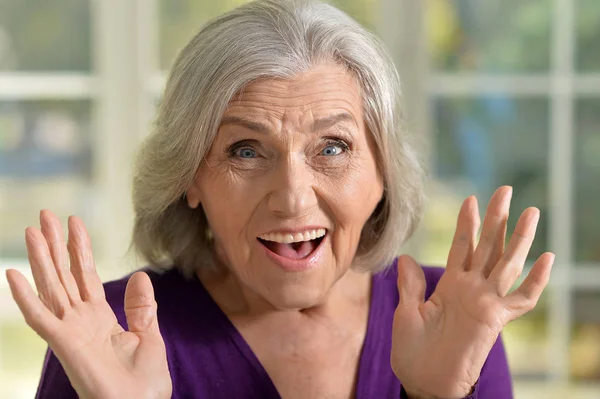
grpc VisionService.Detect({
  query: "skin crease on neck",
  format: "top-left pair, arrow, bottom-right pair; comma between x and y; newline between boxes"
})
184,63 -> 385,397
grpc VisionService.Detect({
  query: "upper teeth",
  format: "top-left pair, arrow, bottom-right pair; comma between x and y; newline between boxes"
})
258,228 -> 326,244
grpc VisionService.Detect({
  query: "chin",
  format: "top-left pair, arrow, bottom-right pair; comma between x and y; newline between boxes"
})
263,283 -> 329,311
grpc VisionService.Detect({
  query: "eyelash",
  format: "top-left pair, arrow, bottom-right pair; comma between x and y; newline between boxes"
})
227,140 -> 258,158
226,137 -> 351,158
322,138 -> 350,153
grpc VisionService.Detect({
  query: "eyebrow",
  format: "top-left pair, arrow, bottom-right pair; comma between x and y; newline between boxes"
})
310,112 -> 356,132
219,112 -> 357,134
219,116 -> 271,133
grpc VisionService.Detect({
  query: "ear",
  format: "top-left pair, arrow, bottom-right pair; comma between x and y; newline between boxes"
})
185,183 -> 202,209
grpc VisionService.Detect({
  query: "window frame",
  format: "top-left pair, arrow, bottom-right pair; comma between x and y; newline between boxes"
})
0,0 -> 599,390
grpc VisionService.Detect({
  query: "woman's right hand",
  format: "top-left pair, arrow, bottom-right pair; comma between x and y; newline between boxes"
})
5,210 -> 172,399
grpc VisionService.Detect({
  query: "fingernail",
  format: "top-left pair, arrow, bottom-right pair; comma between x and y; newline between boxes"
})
528,208 -> 540,224
502,186 -> 513,210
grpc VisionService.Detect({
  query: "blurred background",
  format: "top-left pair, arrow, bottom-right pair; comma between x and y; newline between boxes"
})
0,0 -> 599,397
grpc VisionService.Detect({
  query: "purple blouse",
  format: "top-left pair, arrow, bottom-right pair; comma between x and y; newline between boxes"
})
35,258 -> 513,398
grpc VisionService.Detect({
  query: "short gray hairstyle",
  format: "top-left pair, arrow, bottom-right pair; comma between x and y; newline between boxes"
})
130,0 -> 425,277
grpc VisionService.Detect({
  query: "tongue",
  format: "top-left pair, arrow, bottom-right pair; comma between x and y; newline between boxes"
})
267,240 -> 317,259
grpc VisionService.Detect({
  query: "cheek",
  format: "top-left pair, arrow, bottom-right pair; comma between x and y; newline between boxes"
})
320,156 -> 383,234
198,168 -> 258,243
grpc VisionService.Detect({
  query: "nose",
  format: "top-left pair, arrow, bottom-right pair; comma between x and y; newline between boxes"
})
267,155 -> 318,218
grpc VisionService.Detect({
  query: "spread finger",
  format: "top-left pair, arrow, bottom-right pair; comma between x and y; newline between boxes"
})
67,216 -> 106,302
446,196 -> 479,273
471,186 -> 511,277
488,207 -> 540,296
25,227 -> 71,318
40,210 -> 82,305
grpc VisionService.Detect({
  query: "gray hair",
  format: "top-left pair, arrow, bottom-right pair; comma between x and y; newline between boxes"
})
129,0 -> 425,277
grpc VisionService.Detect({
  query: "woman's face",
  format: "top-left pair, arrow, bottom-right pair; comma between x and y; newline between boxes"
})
188,63 -> 384,309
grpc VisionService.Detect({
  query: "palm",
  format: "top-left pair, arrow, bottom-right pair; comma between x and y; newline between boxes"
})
6,211 -> 172,399
391,187 -> 554,398
49,297 -> 169,399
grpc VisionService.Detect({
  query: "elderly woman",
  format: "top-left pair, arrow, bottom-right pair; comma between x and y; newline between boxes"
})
7,1 -> 553,398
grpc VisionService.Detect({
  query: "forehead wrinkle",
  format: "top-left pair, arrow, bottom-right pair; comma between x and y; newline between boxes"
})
235,78 -> 360,109
223,67 -> 364,140
266,88 -> 361,107
297,104 -> 361,135
222,103 -> 285,133
311,113 -> 358,133
232,81 -> 291,103
219,115 -> 271,134
226,99 -> 360,138
289,64 -> 356,87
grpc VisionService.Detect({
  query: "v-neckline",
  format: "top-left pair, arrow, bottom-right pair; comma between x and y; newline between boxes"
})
191,273 -> 381,399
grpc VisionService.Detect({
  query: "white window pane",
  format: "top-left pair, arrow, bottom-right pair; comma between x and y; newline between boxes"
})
504,292 -> 550,380
0,0 -> 91,71
0,100 -> 97,259
0,100 -> 93,179
159,0 -> 380,70
571,290 -> 600,381
422,97 -> 549,265
574,98 -> 600,263
0,316 -> 46,399
576,0 -> 600,72
425,0 -> 552,72
423,96 -> 552,381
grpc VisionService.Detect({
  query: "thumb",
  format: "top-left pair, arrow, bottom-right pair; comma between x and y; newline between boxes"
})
396,255 -> 426,306
124,272 -> 160,335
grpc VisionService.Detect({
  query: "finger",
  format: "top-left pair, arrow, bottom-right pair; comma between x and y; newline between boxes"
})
25,227 -> 70,318
471,186 -> 512,277
396,255 -> 426,306
488,207 -> 540,296
446,196 -> 480,273
40,210 -> 82,305
67,216 -> 105,302
503,252 -> 554,322
6,269 -> 60,340
124,272 -> 160,335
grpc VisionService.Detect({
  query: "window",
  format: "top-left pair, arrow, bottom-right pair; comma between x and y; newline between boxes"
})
1,1 -> 599,397
0,2 -> 96,397
420,0 -> 600,389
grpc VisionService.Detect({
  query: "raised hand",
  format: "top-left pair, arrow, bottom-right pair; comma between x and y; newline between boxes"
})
5,210 -> 172,399
391,186 -> 554,398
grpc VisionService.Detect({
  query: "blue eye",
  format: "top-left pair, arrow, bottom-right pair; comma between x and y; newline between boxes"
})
235,147 -> 257,158
321,144 -> 344,156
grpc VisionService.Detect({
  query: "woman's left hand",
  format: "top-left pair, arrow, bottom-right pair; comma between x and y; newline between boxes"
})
391,186 -> 554,398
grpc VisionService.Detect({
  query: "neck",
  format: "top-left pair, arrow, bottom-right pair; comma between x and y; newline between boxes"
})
197,264 -> 372,321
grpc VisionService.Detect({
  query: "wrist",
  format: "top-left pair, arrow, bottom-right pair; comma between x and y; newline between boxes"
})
402,382 -> 475,399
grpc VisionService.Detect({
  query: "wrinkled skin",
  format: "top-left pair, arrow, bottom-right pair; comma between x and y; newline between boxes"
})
186,63 -> 384,312
6,63 -> 553,399
6,212 -> 172,399
393,188 -> 553,398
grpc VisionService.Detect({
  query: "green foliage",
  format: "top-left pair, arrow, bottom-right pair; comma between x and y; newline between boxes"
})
0,0 -> 91,71
158,0 -> 378,70
576,0 -> 600,71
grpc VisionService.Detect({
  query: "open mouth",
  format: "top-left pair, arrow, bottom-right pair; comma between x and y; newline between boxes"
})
257,229 -> 326,260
